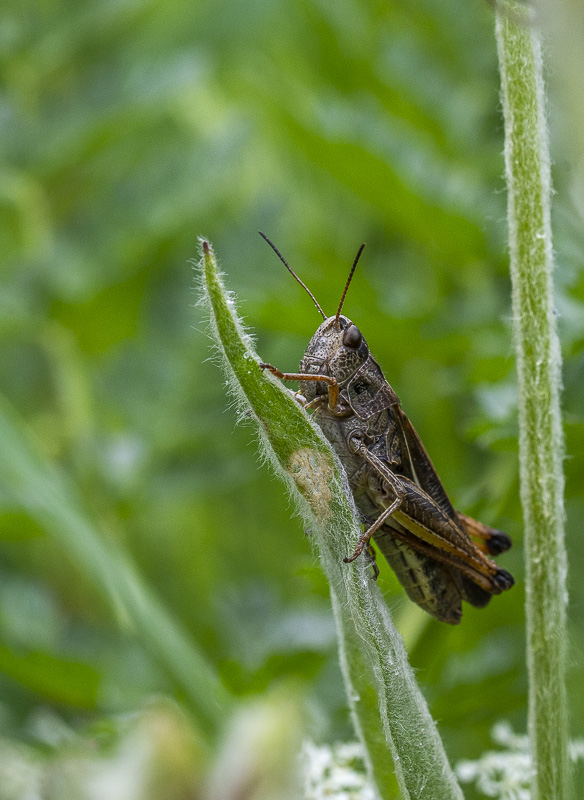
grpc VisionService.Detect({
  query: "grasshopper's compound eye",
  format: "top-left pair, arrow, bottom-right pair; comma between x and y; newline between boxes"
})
342,324 -> 363,349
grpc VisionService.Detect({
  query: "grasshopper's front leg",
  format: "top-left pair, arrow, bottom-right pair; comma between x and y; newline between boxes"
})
260,363 -> 339,412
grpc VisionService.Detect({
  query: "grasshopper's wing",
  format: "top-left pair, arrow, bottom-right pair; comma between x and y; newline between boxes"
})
395,405 -> 512,556
393,404 -> 457,519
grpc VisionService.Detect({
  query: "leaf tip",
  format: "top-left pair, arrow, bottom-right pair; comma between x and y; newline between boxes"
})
198,236 -> 214,260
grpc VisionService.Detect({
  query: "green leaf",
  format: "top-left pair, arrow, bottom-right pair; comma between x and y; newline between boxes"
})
0,646 -> 100,709
0,393 -> 232,741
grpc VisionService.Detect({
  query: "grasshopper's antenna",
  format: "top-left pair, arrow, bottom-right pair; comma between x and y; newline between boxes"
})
259,232 -> 327,320
335,243 -> 365,327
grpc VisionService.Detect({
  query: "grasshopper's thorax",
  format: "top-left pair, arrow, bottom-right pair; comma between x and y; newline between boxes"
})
299,314 -> 369,402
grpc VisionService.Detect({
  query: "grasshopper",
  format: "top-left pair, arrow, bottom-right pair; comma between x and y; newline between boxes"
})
259,233 -> 514,624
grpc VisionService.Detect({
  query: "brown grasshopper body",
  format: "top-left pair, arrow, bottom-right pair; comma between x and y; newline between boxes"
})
259,236 -> 514,624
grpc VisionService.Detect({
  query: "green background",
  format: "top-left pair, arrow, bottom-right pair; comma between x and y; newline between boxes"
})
1,0 -> 583,797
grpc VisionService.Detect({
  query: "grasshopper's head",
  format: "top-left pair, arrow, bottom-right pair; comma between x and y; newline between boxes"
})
259,233 -> 370,402
299,315 -> 369,400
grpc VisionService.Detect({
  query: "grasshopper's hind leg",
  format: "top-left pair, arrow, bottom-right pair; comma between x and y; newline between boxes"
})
350,436 -> 514,597
456,512 -> 512,555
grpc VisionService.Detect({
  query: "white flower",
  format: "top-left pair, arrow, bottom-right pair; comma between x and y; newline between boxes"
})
301,740 -> 376,800
456,721 -> 584,800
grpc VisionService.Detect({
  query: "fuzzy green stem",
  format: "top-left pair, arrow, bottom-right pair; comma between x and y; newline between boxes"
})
495,5 -> 570,799
200,239 -> 463,800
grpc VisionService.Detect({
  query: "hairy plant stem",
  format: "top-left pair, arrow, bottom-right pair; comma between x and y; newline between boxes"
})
495,5 -> 570,799
200,240 -> 464,800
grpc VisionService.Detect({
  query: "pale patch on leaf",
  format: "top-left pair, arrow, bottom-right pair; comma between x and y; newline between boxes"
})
288,448 -> 334,524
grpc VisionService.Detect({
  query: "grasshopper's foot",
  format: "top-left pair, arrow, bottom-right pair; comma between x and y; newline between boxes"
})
343,535 -> 371,563
344,540 -> 379,580
343,541 -> 365,564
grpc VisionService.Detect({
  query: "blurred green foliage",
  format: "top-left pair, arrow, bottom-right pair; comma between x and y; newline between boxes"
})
1,0 -> 583,797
